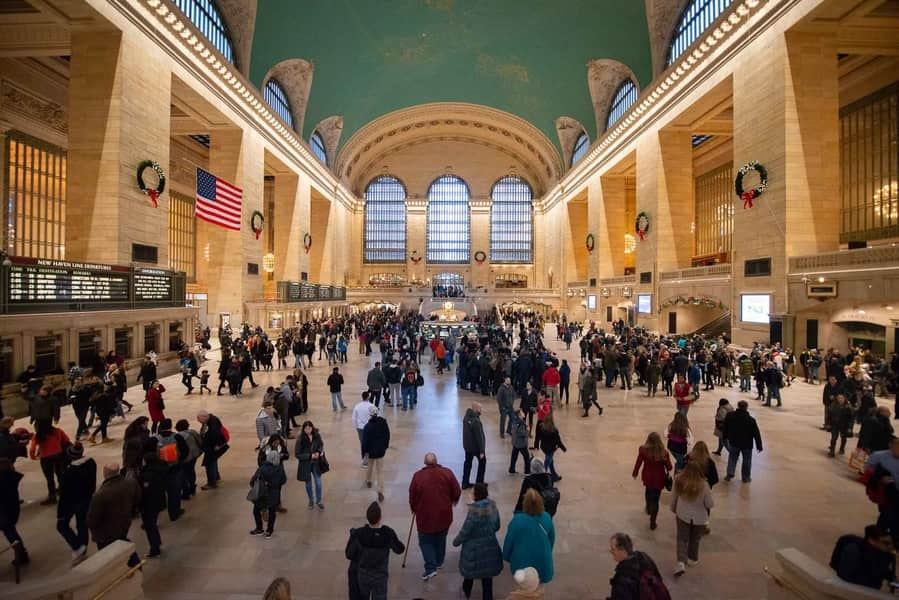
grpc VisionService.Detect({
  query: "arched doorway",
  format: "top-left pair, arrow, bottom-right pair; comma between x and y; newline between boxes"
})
432,272 -> 464,297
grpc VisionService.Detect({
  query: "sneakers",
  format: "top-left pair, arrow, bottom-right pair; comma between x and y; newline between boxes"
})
317,503 -> 325,511
250,529 -> 264,536
377,493 -> 384,503
421,571 -> 437,581
264,531 -> 273,539
687,559 -> 699,566
674,562 -> 686,577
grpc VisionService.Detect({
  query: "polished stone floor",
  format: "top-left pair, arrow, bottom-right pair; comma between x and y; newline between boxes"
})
1,326 -> 880,599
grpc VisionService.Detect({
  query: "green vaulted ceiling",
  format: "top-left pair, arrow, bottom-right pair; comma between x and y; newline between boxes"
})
249,0 -> 653,155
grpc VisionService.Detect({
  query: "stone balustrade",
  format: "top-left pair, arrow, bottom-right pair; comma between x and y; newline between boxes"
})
766,547 -> 893,600
599,275 -> 636,286
659,264 -> 732,281
789,246 -> 899,273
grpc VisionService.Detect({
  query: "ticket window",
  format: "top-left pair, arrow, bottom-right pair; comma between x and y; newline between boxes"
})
35,335 -> 62,375
0,341 -> 13,384
78,332 -> 99,367
114,328 -> 131,359
169,323 -> 183,351
144,325 -> 160,355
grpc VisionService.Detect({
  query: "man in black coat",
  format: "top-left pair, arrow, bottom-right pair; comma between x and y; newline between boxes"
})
0,417 -> 27,464
362,408 -> 390,503
197,410 -> 226,490
56,443 -> 96,564
0,457 -> 28,566
859,406 -> 894,454
346,501 -> 405,600
607,532 -> 667,600
461,402 -> 486,489
722,400 -> 763,483
139,452 -> 167,558
822,375 -> 844,431
832,525 -> 896,590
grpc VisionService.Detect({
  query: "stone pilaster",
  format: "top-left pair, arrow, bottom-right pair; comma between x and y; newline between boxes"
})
272,172 -> 305,283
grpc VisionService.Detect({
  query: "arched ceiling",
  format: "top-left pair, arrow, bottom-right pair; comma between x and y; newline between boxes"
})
248,0 -> 652,156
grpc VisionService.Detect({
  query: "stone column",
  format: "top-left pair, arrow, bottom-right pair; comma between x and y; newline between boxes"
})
67,29 -> 171,265
272,172 -> 306,283
407,200 -> 427,285
596,175 -> 628,278
470,200 -> 491,289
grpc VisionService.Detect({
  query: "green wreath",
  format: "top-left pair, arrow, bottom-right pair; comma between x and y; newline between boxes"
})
303,232 -> 313,254
251,210 -> 265,240
735,160 -> 768,209
137,160 -> 166,207
474,250 -> 487,264
635,212 -> 650,241
585,233 -> 595,254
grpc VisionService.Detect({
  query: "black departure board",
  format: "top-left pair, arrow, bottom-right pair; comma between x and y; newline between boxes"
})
319,285 -> 332,300
134,268 -> 173,302
300,282 -> 317,300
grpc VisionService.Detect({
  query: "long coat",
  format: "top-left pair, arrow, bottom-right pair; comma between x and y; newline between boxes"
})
295,431 -> 324,482
452,498 -> 503,579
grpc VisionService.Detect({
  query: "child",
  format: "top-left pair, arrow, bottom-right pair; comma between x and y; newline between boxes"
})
199,370 -> 211,395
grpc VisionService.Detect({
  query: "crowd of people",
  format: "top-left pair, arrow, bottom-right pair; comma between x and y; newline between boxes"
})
3,305 -> 899,598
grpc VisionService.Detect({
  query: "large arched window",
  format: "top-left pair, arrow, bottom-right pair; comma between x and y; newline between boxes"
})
310,131 -> 327,165
426,175 -> 470,264
667,0 -> 732,66
571,131 -> 590,166
263,79 -> 294,130
172,0 -> 235,64
606,79 -> 638,131
364,175 -> 407,263
490,175 -> 533,264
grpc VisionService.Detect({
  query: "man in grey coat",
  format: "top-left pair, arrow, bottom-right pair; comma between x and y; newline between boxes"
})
497,377 -> 516,439
367,363 -> 387,408
508,408 -> 531,474
461,402 -> 486,489
255,401 -> 280,445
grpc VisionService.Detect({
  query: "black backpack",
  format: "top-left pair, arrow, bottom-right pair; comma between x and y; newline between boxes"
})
540,486 -> 560,517
830,535 -> 863,570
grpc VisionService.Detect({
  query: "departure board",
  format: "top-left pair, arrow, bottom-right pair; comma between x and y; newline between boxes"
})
8,259 -> 130,303
134,268 -> 173,302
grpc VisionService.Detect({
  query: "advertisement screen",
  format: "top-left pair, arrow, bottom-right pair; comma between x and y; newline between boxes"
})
741,294 -> 771,324
587,295 -> 597,310
637,294 -> 652,314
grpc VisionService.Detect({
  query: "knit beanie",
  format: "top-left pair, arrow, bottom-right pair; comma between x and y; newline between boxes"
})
514,567 -> 539,591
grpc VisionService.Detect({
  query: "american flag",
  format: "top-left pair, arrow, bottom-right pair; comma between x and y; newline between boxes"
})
195,167 -> 242,231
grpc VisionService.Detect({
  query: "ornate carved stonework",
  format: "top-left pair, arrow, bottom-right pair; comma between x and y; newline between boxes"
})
0,80 -> 67,134
314,115 -> 343,168
217,0 -> 258,77
554,116 -> 585,169
587,59 -> 640,136
263,58 -> 314,134
644,0 -> 691,78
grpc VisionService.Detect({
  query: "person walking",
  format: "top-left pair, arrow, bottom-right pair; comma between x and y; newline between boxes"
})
88,383 -> 116,445
514,458 -> 557,516
256,401 -> 281,447
579,367 -> 601,417
632,432 -> 672,531
0,457 -> 29,567
674,374 -> 691,417
666,413 -> 691,473
509,408 -> 531,475
520,381 -> 538,436
197,410 -> 227,490
559,360 -> 571,405
249,449 -> 287,538
671,461 -> 714,577
722,400 -> 763,483
353,392 -> 375,467
538,414 -> 566,482
462,402 -> 487,489
503,489 -> 555,586
687,441 -> 719,490
139,450 -> 167,558
646,359 -> 661,397
828,394 -> 854,457
362,407 -> 390,503
328,367 -> 346,412
713,399 -> 734,455
345,501 -> 405,600
154,419 -> 188,522
28,423 -> 70,505
401,368 -> 422,411
453,483 -> 503,600
408,452 -> 462,581
498,377 -> 516,439
607,533 -> 668,599
295,421 -> 327,510
175,419 -> 202,500
146,381 -> 166,434
367,363 -> 387,408
87,464 -> 141,554
541,362 -> 560,407
56,443 -> 96,565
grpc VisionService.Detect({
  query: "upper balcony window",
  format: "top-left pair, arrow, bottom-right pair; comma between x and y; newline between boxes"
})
606,79 -> 638,131
263,79 -> 294,130
667,0 -> 732,66
571,132 -> 590,167
310,131 -> 328,165
171,0 -> 235,65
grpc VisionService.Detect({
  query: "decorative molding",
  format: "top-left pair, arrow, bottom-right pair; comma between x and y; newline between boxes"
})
0,79 -> 67,134
212,0 -> 257,77
262,58 -> 313,134
587,59 -> 640,135
0,23 -> 70,57
554,116 -> 584,170
644,0 -> 691,78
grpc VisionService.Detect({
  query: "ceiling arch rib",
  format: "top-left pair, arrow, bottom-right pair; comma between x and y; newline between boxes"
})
262,58 -> 314,135
215,0 -> 258,76
555,116 -> 588,170
336,103 -> 563,198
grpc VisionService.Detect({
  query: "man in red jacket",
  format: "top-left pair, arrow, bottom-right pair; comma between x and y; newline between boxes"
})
408,452 -> 461,581
542,362 -> 561,406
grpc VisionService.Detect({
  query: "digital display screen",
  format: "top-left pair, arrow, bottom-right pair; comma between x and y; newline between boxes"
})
587,295 -> 597,310
637,294 -> 652,314
741,294 -> 771,324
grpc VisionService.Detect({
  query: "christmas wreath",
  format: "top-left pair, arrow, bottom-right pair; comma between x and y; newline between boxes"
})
585,233 -> 595,254
635,212 -> 650,241
410,250 -> 422,264
250,210 -> 265,240
303,232 -> 313,254
735,160 -> 768,209
136,160 -> 166,208
474,251 -> 487,265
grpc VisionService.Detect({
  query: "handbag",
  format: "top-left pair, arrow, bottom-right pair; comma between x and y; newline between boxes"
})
664,474 -> 673,492
246,474 -> 267,503
318,452 -> 330,475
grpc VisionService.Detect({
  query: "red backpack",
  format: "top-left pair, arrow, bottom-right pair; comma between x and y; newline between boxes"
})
221,424 -> 230,443
639,569 -> 672,600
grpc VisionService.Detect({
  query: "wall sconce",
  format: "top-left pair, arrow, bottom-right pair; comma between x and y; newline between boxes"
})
263,253 -> 276,273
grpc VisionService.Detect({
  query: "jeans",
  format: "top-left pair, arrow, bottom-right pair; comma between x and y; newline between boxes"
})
331,392 -> 345,411
40,454 -> 64,497
462,577 -> 494,600
560,383 -> 569,403
418,530 -> 448,574
402,387 -> 417,409
253,503 -> 276,533
141,508 -> 161,554
498,408 -> 510,437
740,375 -> 752,391
57,503 -> 89,550
75,409 -> 89,439
370,389 -> 382,408
676,517 -> 704,563
676,404 -> 690,418
305,468 -> 323,504
462,452 -> 485,486
726,444 -> 753,480
510,447 -> 531,473
544,451 -> 559,479
91,415 -> 109,441
389,383 -> 401,405
619,369 -> 631,389
766,386 -> 782,406
181,458 -> 198,498
204,453 -> 220,485
672,451 -> 686,472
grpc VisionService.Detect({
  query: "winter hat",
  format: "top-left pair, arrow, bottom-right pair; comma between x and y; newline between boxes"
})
513,567 -> 540,591
67,442 -> 84,460
530,457 -> 545,474
369,405 -> 379,417
266,450 -> 281,466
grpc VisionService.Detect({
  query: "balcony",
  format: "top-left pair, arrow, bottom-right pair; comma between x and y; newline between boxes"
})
789,245 -> 899,273
659,264 -> 731,282
599,275 -> 636,286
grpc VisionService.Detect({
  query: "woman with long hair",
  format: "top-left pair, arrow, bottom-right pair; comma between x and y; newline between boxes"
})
686,440 -> 719,489
122,416 -> 151,478
537,413 -> 567,482
632,432 -> 672,530
295,421 -> 326,510
671,460 -> 714,577
666,412 -> 691,473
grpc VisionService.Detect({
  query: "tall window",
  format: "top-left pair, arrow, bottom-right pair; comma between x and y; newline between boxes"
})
168,191 -> 196,279
694,164 -> 734,256
841,83 -> 899,242
4,131 -> 66,259
427,175 -> 470,263
606,80 -> 638,131
571,131 -> 589,166
263,79 -> 294,130
310,131 -> 327,165
171,0 -> 235,65
490,175 -> 533,263
364,175 -> 407,263
667,0 -> 732,66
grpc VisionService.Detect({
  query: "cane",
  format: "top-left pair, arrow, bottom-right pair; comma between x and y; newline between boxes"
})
401,512 -> 416,568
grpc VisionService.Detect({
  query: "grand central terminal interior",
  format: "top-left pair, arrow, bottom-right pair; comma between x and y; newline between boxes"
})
1,0 -> 899,598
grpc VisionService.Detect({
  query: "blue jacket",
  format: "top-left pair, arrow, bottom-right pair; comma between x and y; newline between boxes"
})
688,365 -> 701,386
502,511 -> 555,584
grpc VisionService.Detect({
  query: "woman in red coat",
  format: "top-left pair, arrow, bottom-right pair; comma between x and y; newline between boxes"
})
674,374 -> 692,416
145,381 -> 166,434
28,424 -> 70,505
632,432 -> 672,530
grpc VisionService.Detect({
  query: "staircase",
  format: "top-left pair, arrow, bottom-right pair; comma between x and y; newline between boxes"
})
689,311 -> 732,338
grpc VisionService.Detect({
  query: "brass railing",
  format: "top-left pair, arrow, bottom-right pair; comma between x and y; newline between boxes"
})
92,560 -> 146,600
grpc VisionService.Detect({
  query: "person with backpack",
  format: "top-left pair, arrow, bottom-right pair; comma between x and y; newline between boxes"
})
345,501 -> 405,600
514,458 -> 558,517
831,525 -> 896,590
503,489 -> 554,586
362,407 -> 390,504
248,449 -> 287,539
154,419 -> 189,521
175,419 -> 202,500
606,532 -> 669,600
633,433 -> 673,531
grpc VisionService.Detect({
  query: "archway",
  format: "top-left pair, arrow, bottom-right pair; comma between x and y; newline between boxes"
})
433,272 -> 464,298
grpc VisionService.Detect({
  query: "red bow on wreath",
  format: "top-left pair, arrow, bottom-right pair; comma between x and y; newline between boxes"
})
741,190 -> 756,209
147,189 -> 159,208
637,229 -> 645,241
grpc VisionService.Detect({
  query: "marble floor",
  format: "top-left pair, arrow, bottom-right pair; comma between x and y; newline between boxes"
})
0,326 -> 881,599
